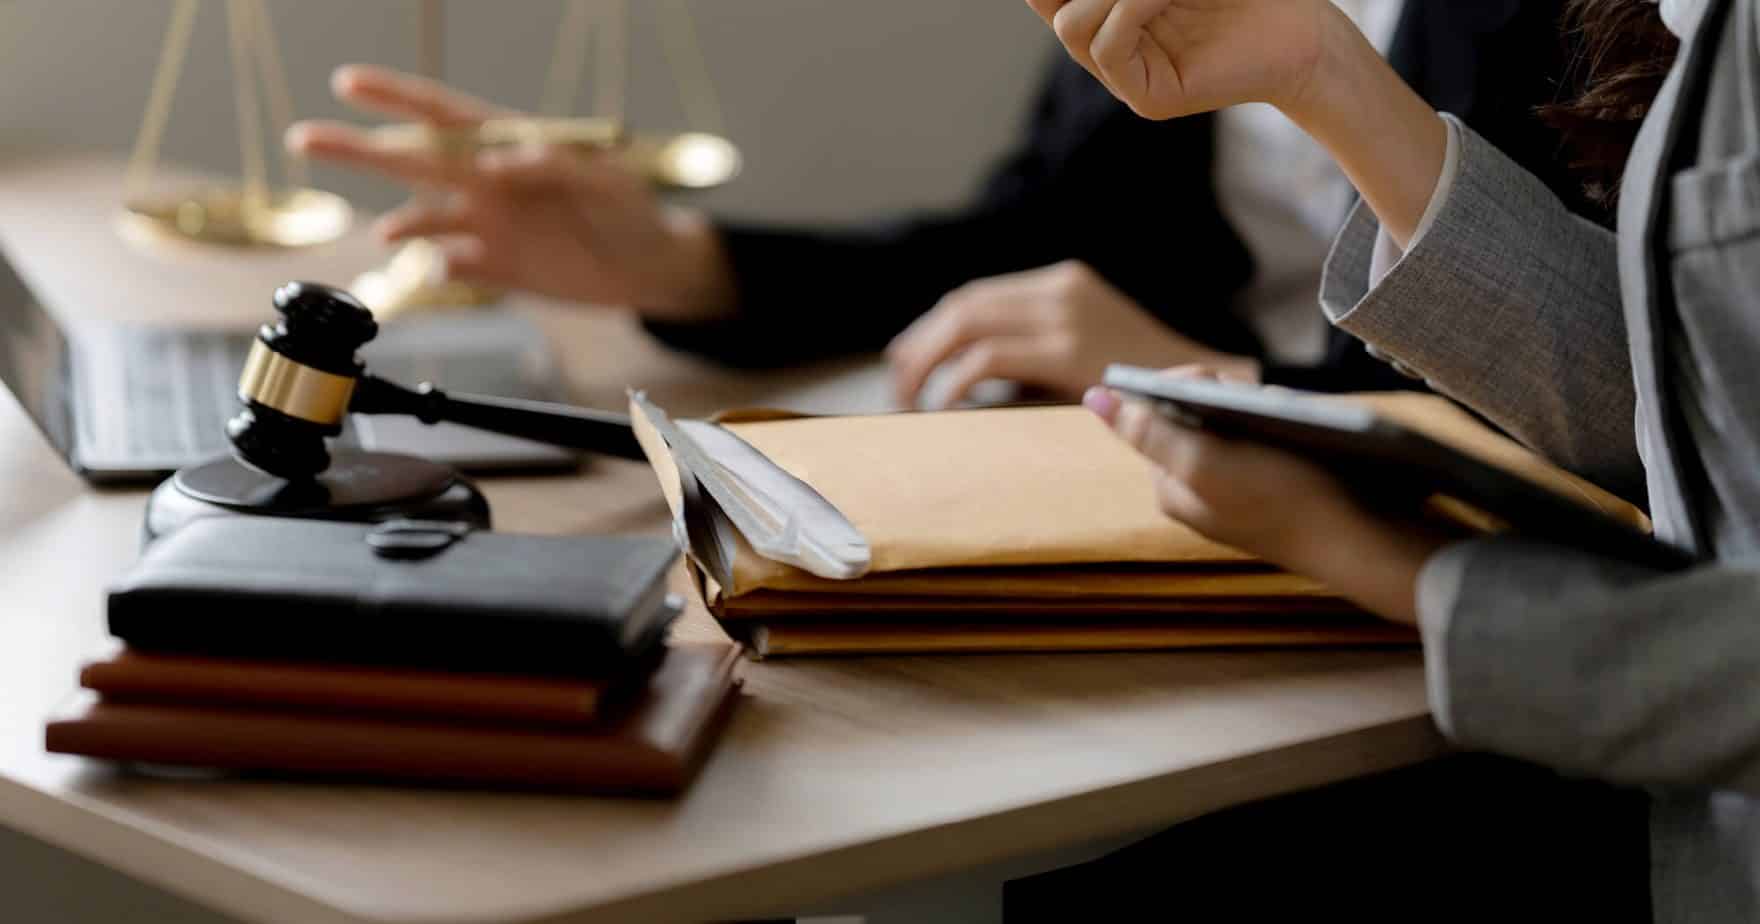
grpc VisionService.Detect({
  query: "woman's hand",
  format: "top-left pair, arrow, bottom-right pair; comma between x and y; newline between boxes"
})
1084,375 -> 1450,624
1022,0 -> 1339,120
1022,0 -> 1448,246
286,65 -> 736,322
884,261 -> 1258,409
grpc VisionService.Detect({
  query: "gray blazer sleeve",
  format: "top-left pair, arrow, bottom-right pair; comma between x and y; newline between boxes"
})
1319,121 -> 1644,501
1419,539 -> 1760,795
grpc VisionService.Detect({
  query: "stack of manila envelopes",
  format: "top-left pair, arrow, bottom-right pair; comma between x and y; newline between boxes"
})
629,392 -> 1644,658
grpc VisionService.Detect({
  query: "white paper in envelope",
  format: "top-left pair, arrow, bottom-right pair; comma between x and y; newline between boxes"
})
627,391 -> 871,581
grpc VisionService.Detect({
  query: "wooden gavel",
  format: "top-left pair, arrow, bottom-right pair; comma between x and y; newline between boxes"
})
227,281 -> 643,480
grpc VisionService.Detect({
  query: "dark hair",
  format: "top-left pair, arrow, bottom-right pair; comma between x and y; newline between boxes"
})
1541,0 -> 1680,205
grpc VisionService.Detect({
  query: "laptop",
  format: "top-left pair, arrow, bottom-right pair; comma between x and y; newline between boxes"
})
0,246 -> 578,484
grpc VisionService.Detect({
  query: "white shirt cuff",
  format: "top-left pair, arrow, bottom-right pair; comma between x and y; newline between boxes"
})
1368,113 -> 1462,287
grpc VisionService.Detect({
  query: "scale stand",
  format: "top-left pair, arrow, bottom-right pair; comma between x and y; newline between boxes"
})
120,0 -> 352,251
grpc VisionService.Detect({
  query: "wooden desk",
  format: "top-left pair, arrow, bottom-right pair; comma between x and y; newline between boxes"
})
0,156 -> 1446,924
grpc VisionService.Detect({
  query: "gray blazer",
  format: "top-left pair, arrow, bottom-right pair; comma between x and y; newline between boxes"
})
1317,0 -> 1760,920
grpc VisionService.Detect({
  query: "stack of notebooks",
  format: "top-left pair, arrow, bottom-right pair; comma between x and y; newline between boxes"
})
47,518 -> 741,793
628,390 -> 1649,658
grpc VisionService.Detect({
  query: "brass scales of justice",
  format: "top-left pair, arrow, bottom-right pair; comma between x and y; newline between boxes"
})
119,0 -> 741,317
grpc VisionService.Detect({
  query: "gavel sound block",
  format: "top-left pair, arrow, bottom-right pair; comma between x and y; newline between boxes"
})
143,281 -> 645,543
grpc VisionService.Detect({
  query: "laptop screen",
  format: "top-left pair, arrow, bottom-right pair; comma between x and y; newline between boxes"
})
0,246 -> 73,457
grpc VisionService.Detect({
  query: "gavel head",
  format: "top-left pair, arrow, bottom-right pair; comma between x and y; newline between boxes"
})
227,281 -> 378,480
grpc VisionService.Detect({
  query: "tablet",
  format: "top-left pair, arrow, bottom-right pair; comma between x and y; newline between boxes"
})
1101,365 -> 1692,571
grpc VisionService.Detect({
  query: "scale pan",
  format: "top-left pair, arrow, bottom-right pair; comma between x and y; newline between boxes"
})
629,132 -> 742,190
119,187 -> 353,249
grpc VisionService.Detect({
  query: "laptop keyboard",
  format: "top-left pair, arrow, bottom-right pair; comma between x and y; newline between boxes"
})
75,313 -> 559,471
120,330 -> 244,459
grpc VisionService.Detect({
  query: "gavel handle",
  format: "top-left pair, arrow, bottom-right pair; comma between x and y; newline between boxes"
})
351,375 -> 647,461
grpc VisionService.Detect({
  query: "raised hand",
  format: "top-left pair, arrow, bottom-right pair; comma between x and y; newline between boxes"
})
287,65 -> 736,322
1022,0 -> 1448,247
1021,0 -> 1336,120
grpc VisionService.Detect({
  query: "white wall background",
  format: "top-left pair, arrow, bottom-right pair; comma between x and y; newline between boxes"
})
0,0 -> 1052,224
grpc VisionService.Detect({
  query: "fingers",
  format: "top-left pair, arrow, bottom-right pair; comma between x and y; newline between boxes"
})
289,121 -> 598,197
885,287 -> 1037,408
1050,0 -> 1115,81
287,121 -> 482,190
1160,363 -> 1221,381
329,64 -> 499,126
1110,396 -> 1228,525
432,236 -> 517,290
1023,0 -> 1065,26
932,339 -> 1054,410
1082,385 -> 1121,422
374,198 -> 476,244
475,145 -> 606,191
1111,397 -> 1195,476
1091,0 -> 1170,80
1039,0 -> 1186,120
1150,466 -> 1212,530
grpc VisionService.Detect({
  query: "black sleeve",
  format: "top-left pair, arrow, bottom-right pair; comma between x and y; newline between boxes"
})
639,208 -> 1060,369
644,55 -> 1259,369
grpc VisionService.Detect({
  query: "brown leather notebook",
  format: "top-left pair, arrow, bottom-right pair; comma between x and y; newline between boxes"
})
47,645 -> 741,794
746,621 -> 1419,658
79,651 -> 654,726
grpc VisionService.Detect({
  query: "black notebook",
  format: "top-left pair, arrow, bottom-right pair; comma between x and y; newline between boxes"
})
108,518 -> 680,675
